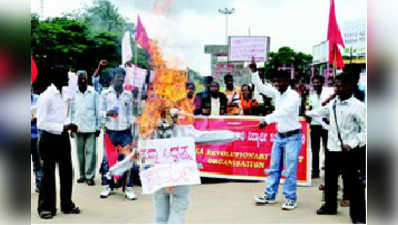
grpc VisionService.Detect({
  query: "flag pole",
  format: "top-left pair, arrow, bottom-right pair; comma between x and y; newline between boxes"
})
333,47 -> 337,77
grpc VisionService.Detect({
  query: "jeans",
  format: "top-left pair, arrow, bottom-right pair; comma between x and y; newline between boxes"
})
153,185 -> 191,224
106,129 -> 132,147
265,133 -> 302,201
101,131 -> 135,188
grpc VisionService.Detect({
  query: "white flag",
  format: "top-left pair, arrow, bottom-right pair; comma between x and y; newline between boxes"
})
121,31 -> 132,65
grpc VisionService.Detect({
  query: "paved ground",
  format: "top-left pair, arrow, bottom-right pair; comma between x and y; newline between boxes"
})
31,135 -> 351,224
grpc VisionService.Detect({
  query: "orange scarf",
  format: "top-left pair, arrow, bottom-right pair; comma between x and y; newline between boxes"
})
240,97 -> 258,111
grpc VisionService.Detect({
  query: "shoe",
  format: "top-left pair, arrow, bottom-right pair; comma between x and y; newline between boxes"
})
282,199 -> 298,210
86,179 -> 95,186
340,199 -> 350,207
316,205 -> 337,215
77,177 -> 86,183
125,187 -> 137,200
254,194 -> 276,205
39,211 -> 53,219
100,186 -> 113,198
62,206 -> 80,214
312,174 -> 320,179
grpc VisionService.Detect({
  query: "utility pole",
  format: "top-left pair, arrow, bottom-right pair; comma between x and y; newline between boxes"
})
218,8 -> 235,45
40,0 -> 44,17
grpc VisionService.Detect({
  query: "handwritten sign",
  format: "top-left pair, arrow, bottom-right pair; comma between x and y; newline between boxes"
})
138,137 -> 200,194
138,137 -> 196,165
140,162 -> 201,194
228,36 -> 269,62
124,65 -> 147,89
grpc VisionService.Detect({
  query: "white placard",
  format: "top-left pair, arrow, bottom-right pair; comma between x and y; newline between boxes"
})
139,162 -> 201,194
138,137 -> 196,165
124,65 -> 147,89
122,31 -> 132,65
228,36 -> 269,62
138,137 -> 200,194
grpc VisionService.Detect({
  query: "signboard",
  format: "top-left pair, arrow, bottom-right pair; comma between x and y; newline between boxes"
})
342,19 -> 366,57
228,36 -> 270,62
138,137 -> 201,194
312,40 -> 329,64
193,116 -> 311,186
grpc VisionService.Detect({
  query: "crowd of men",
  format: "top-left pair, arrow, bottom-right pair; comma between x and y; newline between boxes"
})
31,59 -> 366,223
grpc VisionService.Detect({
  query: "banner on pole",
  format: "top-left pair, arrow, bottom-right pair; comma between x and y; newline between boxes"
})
121,31 -> 132,65
228,36 -> 270,62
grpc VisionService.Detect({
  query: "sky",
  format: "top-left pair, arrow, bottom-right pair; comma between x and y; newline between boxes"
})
31,0 -> 366,75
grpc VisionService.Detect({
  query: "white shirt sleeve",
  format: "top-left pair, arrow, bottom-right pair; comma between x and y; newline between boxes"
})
305,103 -> 330,118
346,103 -> 366,149
37,94 -> 64,134
251,71 -> 277,99
264,93 -> 300,124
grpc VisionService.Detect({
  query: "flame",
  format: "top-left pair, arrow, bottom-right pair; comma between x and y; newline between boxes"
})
137,0 -> 194,138
137,40 -> 189,138
154,0 -> 174,15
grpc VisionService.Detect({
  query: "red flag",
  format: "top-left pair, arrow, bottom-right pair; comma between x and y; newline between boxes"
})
327,0 -> 345,68
31,54 -> 38,83
135,15 -> 150,53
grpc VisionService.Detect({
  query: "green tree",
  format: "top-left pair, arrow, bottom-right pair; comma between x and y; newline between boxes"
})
263,46 -> 313,81
77,0 -> 128,39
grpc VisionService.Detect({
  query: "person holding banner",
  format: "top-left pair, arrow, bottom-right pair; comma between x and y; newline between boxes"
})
240,84 -> 258,115
249,60 -> 302,210
223,74 -> 241,115
98,68 -> 137,200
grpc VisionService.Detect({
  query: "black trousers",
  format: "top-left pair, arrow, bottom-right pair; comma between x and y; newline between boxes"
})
31,138 -> 43,188
38,131 -> 75,215
310,125 -> 328,177
324,148 -> 366,223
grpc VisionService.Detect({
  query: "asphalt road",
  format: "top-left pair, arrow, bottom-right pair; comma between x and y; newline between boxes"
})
31,135 -> 351,224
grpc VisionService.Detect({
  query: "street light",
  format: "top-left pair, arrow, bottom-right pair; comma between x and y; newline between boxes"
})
218,8 -> 235,45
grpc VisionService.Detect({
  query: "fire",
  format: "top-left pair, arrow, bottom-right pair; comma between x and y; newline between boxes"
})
154,0 -> 174,15
137,40 -> 190,138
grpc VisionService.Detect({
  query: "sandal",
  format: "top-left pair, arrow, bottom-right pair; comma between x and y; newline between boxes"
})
62,206 -> 81,214
39,211 -> 53,219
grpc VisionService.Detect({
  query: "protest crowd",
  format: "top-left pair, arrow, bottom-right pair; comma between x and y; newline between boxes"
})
30,0 -> 366,224
31,56 -> 366,223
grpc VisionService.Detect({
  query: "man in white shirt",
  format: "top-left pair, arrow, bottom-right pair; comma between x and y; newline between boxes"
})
99,68 -> 137,200
70,70 -> 100,186
307,75 -> 335,178
249,61 -> 302,210
306,72 -> 366,223
37,65 -> 80,219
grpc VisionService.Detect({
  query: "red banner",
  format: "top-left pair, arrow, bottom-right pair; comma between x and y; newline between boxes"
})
194,116 -> 311,186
